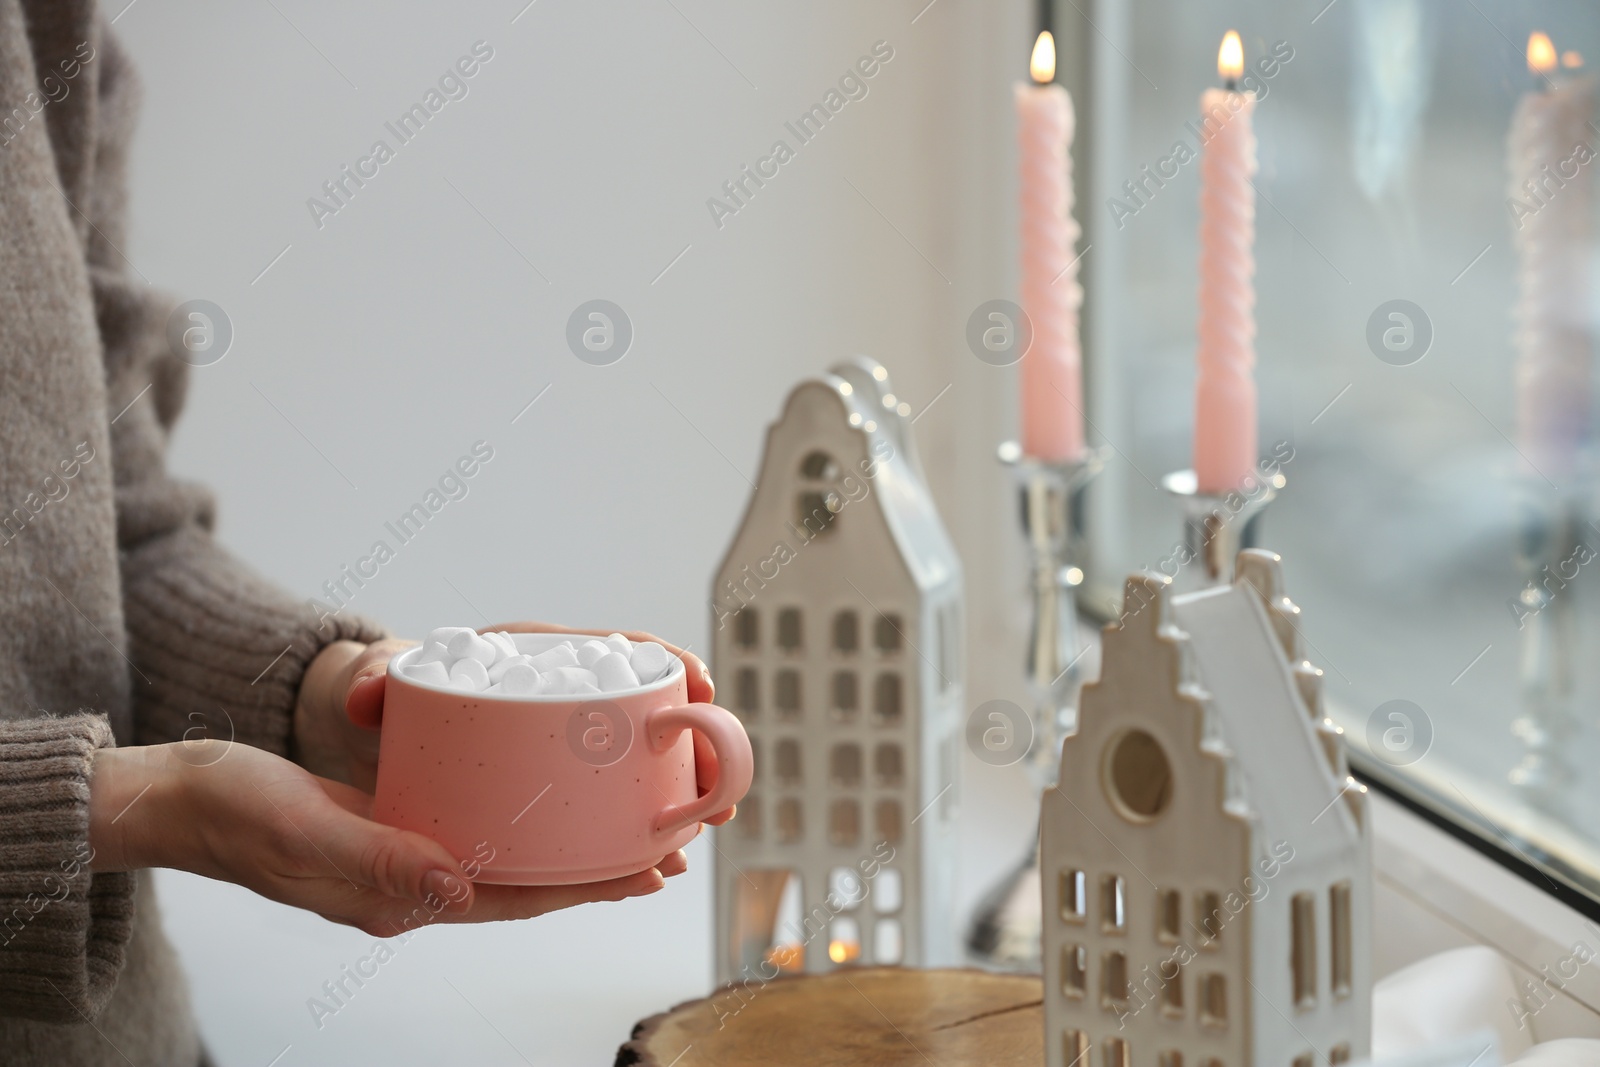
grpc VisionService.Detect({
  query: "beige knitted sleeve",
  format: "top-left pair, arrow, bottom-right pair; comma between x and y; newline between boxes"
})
0,715 -> 134,1021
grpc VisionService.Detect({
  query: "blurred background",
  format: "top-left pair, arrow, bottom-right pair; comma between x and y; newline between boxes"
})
116,0 -> 1600,1062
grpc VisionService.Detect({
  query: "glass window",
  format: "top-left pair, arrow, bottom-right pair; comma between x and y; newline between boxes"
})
1060,0 -> 1600,901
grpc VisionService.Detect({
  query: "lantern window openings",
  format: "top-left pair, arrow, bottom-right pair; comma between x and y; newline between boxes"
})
874,919 -> 904,964
733,869 -> 805,976
1061,868 -> 1088,923
777,798 -> 802,843
775,739 -> 802,785
733,609 -> 758,650
735,668 -> 759,718
1103,1035 -> 1130,1067
829,799 -> 860,846
1062,943 -> 1088,998
830,743 -> 862,787
1158,1052 -> 1183,1067
833,609 -> 859,653
873,742 -> 903,787
831,671 -> 859,722
739,796 -> 761,839
873,612 -> 903,653
828,916 -> 861,964
775,669 -> 802,720
874,799 -> 903,843
1158,888 -> 1182,942
777,607 -> 803,651
1101,951 -> 1130,1008
874,868 -> 902,913
1161,963 -> 1183,1016
1101,874 -> 1127,933
829,865 -> 867,909
1198,974 -> 1227,1027
1197,891 -> 1223,946
1331,881 -> 1353,999
873,673 -> 903,725
1291,892 -> 1317,1009
1064,1030 -> 1090,1067
1330,1045 -> 1351,1064
1292,1057 -> 1312,1067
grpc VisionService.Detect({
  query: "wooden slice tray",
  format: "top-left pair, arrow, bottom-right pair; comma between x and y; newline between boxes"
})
616,966 -> 1044,1066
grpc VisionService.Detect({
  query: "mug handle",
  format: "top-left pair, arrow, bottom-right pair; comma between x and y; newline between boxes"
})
644,703 -> 753,837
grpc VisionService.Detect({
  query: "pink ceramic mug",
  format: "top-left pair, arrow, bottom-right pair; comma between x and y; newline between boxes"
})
372,633 -> 752,886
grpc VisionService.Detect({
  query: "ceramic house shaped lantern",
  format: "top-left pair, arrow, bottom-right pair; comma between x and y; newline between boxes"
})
711,357 -> 964,984
1041,551 -> 1371,1067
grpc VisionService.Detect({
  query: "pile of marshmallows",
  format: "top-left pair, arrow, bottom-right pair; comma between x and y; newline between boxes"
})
402,627 -> 676,697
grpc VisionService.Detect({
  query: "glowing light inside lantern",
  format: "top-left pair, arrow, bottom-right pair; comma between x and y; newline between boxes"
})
1528,31 -> 1557,75
764,944 -> 804,972
1563,50 -> 1584,69
1218,30 -> 1244,83
1030,31 -> 1056,84
828,939 -> 861,964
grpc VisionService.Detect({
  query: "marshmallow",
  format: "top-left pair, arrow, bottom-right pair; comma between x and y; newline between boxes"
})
484,631 -> 519,662
448,658 -> 490,691
576,640 -> 611,668
528,643 -> 580,672
496,663 -> 543,696
488,653 -> 535,683
545,666 -> 599,695
604,633 -> 633,657
408,660 -> 450,687
629,641 -> 673,684
415,644 -> 451,666
424,625 -> 474,648
593,651 -> 641,692
447,631 -> 498,668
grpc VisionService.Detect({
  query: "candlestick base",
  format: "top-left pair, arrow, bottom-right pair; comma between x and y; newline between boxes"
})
1160,467 -> 1284,590
964,442 -> 1105,973
997,441 -> 1109,779
1508,476 -> 1586,815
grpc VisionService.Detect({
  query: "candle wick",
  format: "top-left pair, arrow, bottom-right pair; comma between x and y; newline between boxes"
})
1224,77 -> 1238,92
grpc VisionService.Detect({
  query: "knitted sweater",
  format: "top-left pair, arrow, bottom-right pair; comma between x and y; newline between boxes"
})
0,2 -> 383,1062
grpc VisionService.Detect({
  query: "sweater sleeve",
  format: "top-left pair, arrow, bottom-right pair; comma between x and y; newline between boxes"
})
81,36 -> 386,757
0,714 -> 134,1023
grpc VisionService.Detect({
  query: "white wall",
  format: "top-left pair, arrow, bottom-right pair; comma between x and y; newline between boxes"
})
118,1 -> 1038,1063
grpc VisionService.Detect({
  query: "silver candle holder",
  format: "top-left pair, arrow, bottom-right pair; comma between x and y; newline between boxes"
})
1508,477 -> 1586,813
1161,466 -> 1284,589
966,441 -> 1106,971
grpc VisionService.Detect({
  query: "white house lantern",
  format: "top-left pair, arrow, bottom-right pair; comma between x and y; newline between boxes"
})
711,357 -> 964,984
1041,550 -> 1371,1067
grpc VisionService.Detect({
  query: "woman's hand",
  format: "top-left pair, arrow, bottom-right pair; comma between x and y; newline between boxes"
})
89,742 -> 681,936
293,638 -> 413,791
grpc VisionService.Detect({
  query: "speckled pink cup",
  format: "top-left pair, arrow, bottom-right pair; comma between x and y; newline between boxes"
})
372,633 -> 751,886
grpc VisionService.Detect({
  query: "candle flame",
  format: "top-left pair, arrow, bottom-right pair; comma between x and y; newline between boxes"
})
1528,31 -> 1557,75
1563,49 -> 1584,69
1030,31 -> 1056,83
1217,30 -> 1244,82
828,939 -> 861,964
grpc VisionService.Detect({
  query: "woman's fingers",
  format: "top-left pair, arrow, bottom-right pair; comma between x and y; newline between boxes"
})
692,730 -> 737,827
343,638 -> 417,730
442,869 -> 667,923
308,792 -> 474,913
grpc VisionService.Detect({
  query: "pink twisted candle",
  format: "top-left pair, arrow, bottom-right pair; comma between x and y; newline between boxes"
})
1016,79 -> 1085,462
1193,86 -> 1258,495
1509,74 -> 1594,481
